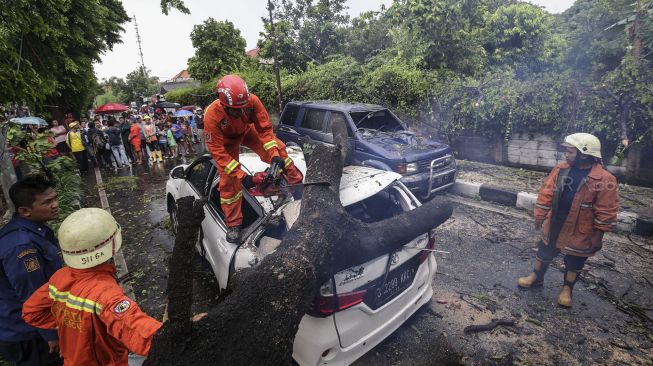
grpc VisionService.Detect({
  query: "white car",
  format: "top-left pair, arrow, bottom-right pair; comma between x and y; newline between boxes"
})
165,147 -> 438,366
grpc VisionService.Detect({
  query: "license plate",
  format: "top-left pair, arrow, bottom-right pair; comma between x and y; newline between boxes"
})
371,256 -> 419,308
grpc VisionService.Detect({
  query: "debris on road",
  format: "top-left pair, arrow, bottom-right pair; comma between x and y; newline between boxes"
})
464,319 -> 516,333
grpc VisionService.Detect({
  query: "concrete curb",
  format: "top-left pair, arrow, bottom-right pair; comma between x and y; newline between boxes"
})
450,180 -> 652,236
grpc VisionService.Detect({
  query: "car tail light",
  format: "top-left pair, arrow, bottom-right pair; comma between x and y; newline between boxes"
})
308,279 -> 367,317
419,231 -> 435,264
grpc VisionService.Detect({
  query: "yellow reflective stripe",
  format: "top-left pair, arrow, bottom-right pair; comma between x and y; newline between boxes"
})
224,160 -> 240,174
263,140 -> 278,151
220,191 -> 243,205
593,218 -> 615,226
284,157 -> 293,168
48,285 -> 103,315
535,203 -> 550,210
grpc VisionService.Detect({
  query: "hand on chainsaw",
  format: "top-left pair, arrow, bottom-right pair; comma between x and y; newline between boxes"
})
242,172 -> 268,190
270,156 -> 285,174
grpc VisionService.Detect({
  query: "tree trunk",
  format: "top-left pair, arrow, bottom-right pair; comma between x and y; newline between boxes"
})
145,122 -> 453,365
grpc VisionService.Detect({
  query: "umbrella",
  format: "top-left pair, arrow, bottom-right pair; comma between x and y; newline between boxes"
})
95,103 -> 129,114
173,110 -> 194,117
180,105 -> 197,111
10,116 -> 48,126
155,101 -> 181,109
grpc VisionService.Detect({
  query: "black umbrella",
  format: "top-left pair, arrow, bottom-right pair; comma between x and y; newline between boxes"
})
155,101 -> 181,109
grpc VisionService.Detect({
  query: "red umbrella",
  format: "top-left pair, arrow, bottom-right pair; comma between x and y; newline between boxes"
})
180,105 -> 197,111
95,103 -> 129,114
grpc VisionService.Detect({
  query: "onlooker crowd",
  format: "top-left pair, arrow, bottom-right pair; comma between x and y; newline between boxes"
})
9,107 -> 206,176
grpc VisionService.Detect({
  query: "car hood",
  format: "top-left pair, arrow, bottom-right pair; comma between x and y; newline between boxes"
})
362,131 -> 448,159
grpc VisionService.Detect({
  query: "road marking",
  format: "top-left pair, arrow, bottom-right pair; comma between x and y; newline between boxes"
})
94,167 -> 134,297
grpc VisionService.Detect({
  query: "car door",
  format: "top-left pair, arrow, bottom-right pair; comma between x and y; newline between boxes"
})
323,111 -> 356,145
296,108 -> 330,144
202,173 -> 238,290
178,157 -> 229,288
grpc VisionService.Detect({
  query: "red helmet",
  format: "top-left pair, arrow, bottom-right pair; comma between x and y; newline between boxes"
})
216,75 -> 250,109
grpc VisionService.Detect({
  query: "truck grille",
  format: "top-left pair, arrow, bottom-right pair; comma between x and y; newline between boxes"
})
418,155 -> 452,172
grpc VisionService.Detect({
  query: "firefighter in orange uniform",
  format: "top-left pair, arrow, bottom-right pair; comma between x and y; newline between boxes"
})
22,208 -> 162,365
517,133 -> 619,307
204,74 -> 303,243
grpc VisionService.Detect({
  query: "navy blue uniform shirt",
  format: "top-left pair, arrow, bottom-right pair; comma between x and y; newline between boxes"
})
0,215 -> 63,342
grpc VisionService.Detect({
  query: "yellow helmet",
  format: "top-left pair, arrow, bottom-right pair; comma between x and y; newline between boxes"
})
562,133 -> 602,159
58,208 -> 122,269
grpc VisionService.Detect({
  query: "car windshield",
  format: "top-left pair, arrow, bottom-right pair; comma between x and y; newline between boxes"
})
349,109 -> 404,133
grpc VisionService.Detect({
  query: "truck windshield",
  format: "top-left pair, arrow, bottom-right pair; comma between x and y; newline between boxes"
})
350,110 -> 404,132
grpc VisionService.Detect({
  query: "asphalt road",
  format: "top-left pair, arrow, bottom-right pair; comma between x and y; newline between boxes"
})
90,157 -> 653,365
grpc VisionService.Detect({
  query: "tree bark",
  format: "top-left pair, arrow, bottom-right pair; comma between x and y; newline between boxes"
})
145,122 -> 453,365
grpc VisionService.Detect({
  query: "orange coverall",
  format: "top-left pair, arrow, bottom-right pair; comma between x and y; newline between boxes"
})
204,93 -> 303,227
22,263 -> 161,366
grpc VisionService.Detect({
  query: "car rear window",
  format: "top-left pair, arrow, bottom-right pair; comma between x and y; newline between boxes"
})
345,185 -> 406,223
280,104 -> 299,125
301,109 -> 326,131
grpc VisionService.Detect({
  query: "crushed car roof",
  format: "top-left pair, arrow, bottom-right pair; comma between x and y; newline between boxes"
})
288,101 -> 386,113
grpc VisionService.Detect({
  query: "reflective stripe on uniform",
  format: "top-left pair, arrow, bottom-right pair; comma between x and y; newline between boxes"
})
284,157 -> 293,168
535,203 -> 550,210
220,191 -> 243,205
224,160 -> 240,174
263,140 -> 278,151
593,218 -> 616,226
580,203 -> 593,209
48,285 -> 103,315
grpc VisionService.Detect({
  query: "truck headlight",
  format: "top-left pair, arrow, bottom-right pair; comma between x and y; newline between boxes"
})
406,163 -> 418,173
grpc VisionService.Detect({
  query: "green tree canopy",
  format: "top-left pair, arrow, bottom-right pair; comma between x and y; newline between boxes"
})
258,0 -> 349,71
187,19 -> 247,82
0,0 -> 129,116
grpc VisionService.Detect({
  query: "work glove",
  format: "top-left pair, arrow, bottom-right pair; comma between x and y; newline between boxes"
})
271,156 -> 285,173
243,173 -> 269,191
242,175 -> 255,190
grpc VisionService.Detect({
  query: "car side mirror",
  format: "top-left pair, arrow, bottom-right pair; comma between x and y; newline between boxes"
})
171,166 -> 186,179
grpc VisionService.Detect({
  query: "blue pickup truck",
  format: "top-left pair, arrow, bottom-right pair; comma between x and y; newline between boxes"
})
275,101 -> 456,200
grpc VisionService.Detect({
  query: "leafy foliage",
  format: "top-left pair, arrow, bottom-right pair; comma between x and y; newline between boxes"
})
258,0 -> 349,71
160,0 -> 190,15
165,62 -> 279,112
0,0 -> 129,116
5,123 -> 81,227
187,19 -> 247,82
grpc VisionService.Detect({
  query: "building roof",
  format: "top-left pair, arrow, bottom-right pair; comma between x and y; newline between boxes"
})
246,48 -> 259,58
169,70 -> 192,82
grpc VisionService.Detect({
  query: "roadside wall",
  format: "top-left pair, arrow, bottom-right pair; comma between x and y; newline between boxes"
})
452,134 -> 653,187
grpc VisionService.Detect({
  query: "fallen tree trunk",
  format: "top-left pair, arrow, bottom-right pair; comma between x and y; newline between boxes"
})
144,122 -> 453,365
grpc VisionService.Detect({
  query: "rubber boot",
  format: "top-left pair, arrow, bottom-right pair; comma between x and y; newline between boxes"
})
156,150 -> 163,163
558,270 -> 578,307
151,152 -> 157,163
517,258 -> 549,288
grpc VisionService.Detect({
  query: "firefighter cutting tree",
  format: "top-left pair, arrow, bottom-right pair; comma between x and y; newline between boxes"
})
204,74 -> 304,243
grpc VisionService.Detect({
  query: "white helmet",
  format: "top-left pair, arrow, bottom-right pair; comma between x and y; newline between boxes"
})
562,133 -> 602,159
58,208 -> 122,269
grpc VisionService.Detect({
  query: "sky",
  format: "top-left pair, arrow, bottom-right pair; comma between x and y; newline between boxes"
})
94,0 -> 576,81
